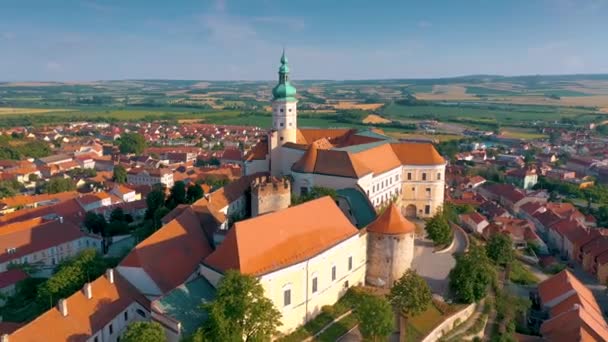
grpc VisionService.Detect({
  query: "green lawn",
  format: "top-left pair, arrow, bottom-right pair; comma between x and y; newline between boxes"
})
405,304 -> 445,342
509,260 -> 540,285
315,314 -> 359,342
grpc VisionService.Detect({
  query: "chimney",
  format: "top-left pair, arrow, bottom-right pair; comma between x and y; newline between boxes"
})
83,282 -> 92,299
1,334 -> 8,342
106,268 -> 114,284
58,298 -> 68,317
59,216 -> 64,224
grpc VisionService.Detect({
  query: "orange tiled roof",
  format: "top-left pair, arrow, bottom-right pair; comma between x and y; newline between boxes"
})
120,208 -> 213,293
390,142 -> 445,165
0,191 -> 78,208
292,148 -> 372,178
540,304 -> 608,342
203,196 -> 359,276
352,143 -> 402,175
538,270 -> 598,312
291,143 -> 318,173
9,271 -> 149,342
0,218 -> 88,263
244,139 -> 268,161
367,204 -> 415,235
296,128 -> 351,144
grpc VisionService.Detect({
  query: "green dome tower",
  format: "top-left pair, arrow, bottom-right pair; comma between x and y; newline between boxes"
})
269,50 -> 298,177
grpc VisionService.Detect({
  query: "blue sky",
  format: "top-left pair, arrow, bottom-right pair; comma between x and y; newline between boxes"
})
1,0 -> 608,81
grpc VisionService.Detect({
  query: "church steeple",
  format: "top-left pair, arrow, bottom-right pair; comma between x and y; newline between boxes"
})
272,50 -> 297,101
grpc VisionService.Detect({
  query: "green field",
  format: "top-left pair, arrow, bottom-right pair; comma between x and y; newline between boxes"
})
381,102 -> 597,125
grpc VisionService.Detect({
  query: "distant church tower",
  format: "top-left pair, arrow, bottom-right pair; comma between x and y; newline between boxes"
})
269,50 -> 298,176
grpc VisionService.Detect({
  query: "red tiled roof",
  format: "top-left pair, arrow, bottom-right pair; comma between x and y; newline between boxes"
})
0,268 -> 28,289
203,196 -> 359,276
0,218 -> 89,264
9,271 -> 149,342
367,204 -> 415,235
120,208 -> 213,293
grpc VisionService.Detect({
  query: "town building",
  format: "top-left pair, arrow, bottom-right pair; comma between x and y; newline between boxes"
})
126,167 -> 174,188
243,52 -> 446,218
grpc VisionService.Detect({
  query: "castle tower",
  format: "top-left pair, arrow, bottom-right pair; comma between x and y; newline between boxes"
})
251,176 -> 291,217
269,50 -> 298,177
365,203 -> 416,288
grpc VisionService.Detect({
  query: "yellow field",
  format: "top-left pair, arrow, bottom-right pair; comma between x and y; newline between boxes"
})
362,114 -> 391,124
415,85 -> 477,101
0,108 -> 74,115
501,129 -> 548,140
332,101 -> 384,110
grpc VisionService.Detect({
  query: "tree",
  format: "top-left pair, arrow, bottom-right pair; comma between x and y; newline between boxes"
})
119,133 -> 147,155
113,165 -> 127,184
36,249 -> 107,309
109,207 -> 126,223
44,177 -> 76,194
202,270 -> 281,341
388,269 -> 432,318
146,189 -> 165,219
449,245 -> 496,303
291,186 -> 338,205
355,294 -> 394,341
425,210 -> 452,246
187,183 -> 205,204
167,181 -> 187,209
487,234 -> 514,266
122,321 -> 166,342
28,173 -> 39,182
153,206 -> 170,229
84,212 -> 107,235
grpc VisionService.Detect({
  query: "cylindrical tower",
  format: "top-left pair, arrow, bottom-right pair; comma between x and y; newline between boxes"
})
365,204 -> 415,288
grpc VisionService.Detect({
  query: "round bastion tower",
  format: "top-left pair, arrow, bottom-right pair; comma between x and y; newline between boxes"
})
366,203 -> 416,288
269,50 -> 298,176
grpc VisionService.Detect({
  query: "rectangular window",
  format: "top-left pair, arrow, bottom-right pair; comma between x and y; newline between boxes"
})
94,337 -> 98,342
312,277 -> 318,293
407,173 -> 412,180
426,188 -> 431,197
283,289 -> 291,307
124,311 -> 128,321
109,324 -> 113,335
348,256 -> 353,271
422,173 -> 427,181
425,205 -> 431,214
437,172 -> 441,180
332,265 -> 337,281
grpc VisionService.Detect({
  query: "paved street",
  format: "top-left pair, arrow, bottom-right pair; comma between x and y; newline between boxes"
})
411,221 -> 467,298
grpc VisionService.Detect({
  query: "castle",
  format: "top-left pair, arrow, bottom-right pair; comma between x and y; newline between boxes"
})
244,51 -> 446,219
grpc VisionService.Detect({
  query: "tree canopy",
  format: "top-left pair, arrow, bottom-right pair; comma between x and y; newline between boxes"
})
355,293 -> 394,341
202,270 -> 282,341
187,183 -> 205,204
43,177 -> 76,194
167,181 -> 187,209
146,189 -> 165,219
388,269 -> 432,317
291,186 -> 338,205
449,245 -> 496,303
122,321 -> 166,342
113,165 -> 127,184
425,209 -> 452,246
119,132 -> 147,155
487,234 -> 514,266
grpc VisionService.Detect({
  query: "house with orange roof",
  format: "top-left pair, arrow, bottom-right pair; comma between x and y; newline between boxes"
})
117,208 -> 213,298
109,184 -> 139,202
76,192 -> 113,211
0,268 -> 28,305
126,167 -> 174,188
242,51 -> 446,218
529,270 -> 608,341
4,269 -> 152,342
200,196 -> 367,333
0,217 -> 102,273
0,191 -> 78,214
